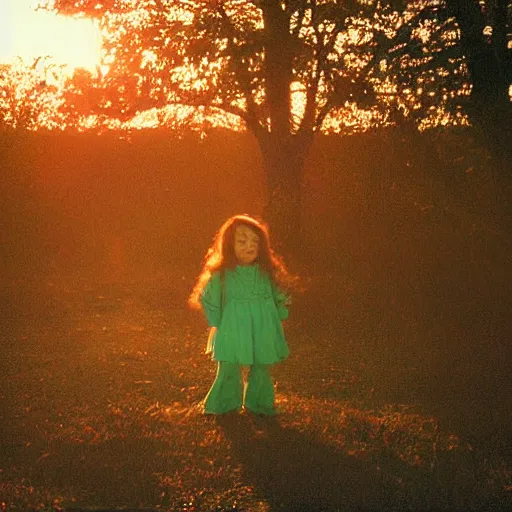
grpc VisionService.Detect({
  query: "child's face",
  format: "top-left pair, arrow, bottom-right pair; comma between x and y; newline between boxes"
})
234,224 -> 260,265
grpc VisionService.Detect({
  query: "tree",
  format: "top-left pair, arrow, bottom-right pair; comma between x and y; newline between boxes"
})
446,0 -> 511,111
44,0 -> 466,250
0,57 -> 64,131
59,67 -> 125,131
445,0 -> 512,176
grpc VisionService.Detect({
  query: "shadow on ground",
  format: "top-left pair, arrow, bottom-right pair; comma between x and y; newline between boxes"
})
216,412 -> 480,512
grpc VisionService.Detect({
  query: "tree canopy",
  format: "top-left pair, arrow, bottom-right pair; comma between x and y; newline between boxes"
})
38,0 -> 470,134
0,58 -> 65,130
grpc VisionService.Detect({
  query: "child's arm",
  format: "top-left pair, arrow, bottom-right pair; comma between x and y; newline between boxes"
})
200,273 -> 222,354
205,326 -> 217,354
199,272 -> 222,327
271,282 -> 290,320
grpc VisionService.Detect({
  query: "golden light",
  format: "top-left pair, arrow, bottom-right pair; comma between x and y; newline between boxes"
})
0,0 -> 102,75
0,1 -> 478,133
290,81 -> 306,131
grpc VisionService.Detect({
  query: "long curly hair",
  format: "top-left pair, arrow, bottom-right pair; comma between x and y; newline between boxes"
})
188,214 -> 295,309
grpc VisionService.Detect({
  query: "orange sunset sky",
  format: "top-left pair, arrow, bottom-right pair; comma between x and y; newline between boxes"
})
0,0 -> 102,73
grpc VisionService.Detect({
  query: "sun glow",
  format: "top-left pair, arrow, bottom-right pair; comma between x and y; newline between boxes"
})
0,0 -> 102,74
0,1 -> 478,134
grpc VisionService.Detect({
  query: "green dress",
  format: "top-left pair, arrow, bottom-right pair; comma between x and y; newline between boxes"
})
200,264 -> 289,365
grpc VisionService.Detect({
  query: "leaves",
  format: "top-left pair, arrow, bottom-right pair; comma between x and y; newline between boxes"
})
39,0 -> 470,134
0,58 -> 66,130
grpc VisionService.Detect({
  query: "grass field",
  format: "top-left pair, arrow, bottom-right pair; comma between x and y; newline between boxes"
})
2,262 -> 511,511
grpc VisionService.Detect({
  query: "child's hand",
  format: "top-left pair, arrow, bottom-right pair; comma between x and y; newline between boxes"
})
205,326 -> 217,354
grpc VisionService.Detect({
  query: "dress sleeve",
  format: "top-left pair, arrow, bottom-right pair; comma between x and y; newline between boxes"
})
272,282 -> 289,320
200,272 -> 222,327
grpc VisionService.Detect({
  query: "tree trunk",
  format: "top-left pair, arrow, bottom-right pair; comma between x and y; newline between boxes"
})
256,131 -> 313,255
257,2 -> 312,254
447,0 -> 512,174
261,0 -> 293,139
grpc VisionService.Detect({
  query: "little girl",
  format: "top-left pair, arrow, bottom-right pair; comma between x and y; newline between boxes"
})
189,214 -> 293,416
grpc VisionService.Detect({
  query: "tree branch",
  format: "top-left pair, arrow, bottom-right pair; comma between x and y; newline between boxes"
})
216,3 -> 260,128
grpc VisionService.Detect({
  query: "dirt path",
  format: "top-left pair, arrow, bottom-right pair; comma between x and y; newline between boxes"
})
1,269 -> 511,511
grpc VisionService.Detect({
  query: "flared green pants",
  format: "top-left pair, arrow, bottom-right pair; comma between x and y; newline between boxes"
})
204,362 -> 276,415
